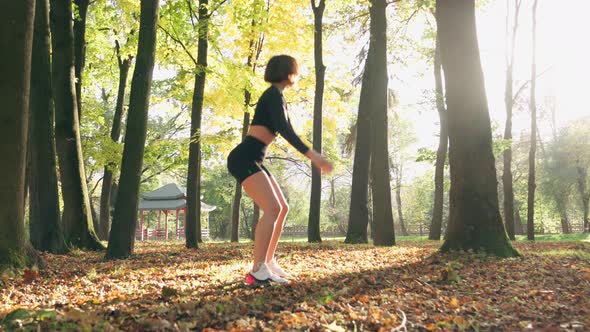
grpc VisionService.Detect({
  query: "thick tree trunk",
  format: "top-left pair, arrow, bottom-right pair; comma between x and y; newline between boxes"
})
308,0 -> 326,243
186,0 -> 210,249
436,0 -> 518,257
0,0 -> 37,268
502,0 -> 521,241
50,0 -> 103,250
231,112 -> 250,242
73,0 -> 89,118
429,35 -> 448,241
99,43 -> 132,241
526,0 -> 538,241
368,0 -> 395,246
29,0 -> 68,254
107,0 -> 159,259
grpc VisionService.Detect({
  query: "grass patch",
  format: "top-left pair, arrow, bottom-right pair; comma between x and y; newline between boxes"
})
515,233 -> 590,242
536,249 -> 590,260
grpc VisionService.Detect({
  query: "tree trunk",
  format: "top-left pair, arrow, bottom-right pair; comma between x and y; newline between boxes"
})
106,0 -> 159,260
576,167 -> 590,233
395,174 -> 408,236
368,0 -> 395,246
29,0 -> 68,254
345,45 -> 373,244
308,0 -> 326,243
186,0 -> 210,249
502,0 -> 521,241
526,0 -> 538,241
557,201 -> 570,234
514,203 -> 524,235
429,34 -> 448,241
230,15 -> 266,242
73,0 -> 89,118
99,42 -> 132,241
0,0 -> 37,268
514,202 -> 524,235
50,0 -> 103,250
252,203 -> 259,241
436,0 -> 518,257
231,112 -> 250,242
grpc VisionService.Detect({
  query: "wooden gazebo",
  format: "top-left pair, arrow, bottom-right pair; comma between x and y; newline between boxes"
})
136,183 -> 216,241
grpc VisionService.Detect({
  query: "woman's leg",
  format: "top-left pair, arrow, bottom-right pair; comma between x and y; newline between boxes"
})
241,171 -> 283,272
265,174 -> 289,263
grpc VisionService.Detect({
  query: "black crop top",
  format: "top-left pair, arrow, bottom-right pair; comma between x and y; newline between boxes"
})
251,85 -> 310,154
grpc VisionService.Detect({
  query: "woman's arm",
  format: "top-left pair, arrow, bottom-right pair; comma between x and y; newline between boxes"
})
268,92 -> 310,154
268,91 -> 333,173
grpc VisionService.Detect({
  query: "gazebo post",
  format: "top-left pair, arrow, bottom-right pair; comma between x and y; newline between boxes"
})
175,209 -> 179,240
164,210 -> 169,240
157,210 -> 162,240
140,211 -> 145,241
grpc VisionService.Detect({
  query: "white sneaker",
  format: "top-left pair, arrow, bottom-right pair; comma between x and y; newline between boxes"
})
247,263 -> 288,284
267,258 -> 292,279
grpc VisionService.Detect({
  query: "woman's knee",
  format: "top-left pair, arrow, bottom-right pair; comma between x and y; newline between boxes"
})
280,202 -> 289,216
262,200 -> 283,220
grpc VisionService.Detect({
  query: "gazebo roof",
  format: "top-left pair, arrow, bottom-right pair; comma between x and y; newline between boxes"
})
138,183 -> 217,212
140,183 -> 184,200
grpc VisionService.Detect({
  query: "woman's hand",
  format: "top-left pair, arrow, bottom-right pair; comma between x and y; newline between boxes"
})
306,150 -> 333,174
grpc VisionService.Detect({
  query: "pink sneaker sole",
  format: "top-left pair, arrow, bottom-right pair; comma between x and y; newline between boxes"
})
245,273 -> 269,286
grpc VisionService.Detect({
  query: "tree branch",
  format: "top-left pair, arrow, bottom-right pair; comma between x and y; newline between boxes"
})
206,0 -> 229,18
186,0 -> 197,28
158,24 -> 198,66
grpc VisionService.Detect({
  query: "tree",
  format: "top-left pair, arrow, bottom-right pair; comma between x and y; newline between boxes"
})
308,0 -> 326,243
436,0 -> 518,257
231,111 -> 250,242
252,204 -> 260,240
0,0 -> 37,268
74,0 -> 90,117
502,0 -> 522,241
429,35 -> 448,241
389,96 -> 415,238
346,0 -> 394,245
186,0 -> 213,248
345,39 -> 373,244
577,164 -> 590,233
50,0 -> 103,250
550,120 -> 590,233
99,41 -> 133,241
368,0 -> 395,246
526,0 -> 539,241
29,0 -> 68,253
107,0 -> 160,259
231,1 -> 268,243
393,163 -> 408,236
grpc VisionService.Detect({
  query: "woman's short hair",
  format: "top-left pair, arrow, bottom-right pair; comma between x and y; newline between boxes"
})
264,55 -> 299,83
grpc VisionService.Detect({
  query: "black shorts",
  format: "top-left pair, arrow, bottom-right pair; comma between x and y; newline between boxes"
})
227,136 -> 272,184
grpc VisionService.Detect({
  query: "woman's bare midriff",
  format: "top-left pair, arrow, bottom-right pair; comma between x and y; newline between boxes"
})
247,125 -> 276,145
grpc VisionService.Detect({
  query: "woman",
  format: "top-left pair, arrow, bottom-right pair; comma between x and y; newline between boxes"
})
227,55 -> 333,285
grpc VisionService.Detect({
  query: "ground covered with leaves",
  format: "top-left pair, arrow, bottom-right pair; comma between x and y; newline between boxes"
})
1,239 -> 589,331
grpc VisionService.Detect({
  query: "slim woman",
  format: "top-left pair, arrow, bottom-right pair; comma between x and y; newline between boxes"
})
227,55 -> 333,284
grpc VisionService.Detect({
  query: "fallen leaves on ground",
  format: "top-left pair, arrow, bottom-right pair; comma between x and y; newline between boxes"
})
1,240 -> 589,331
